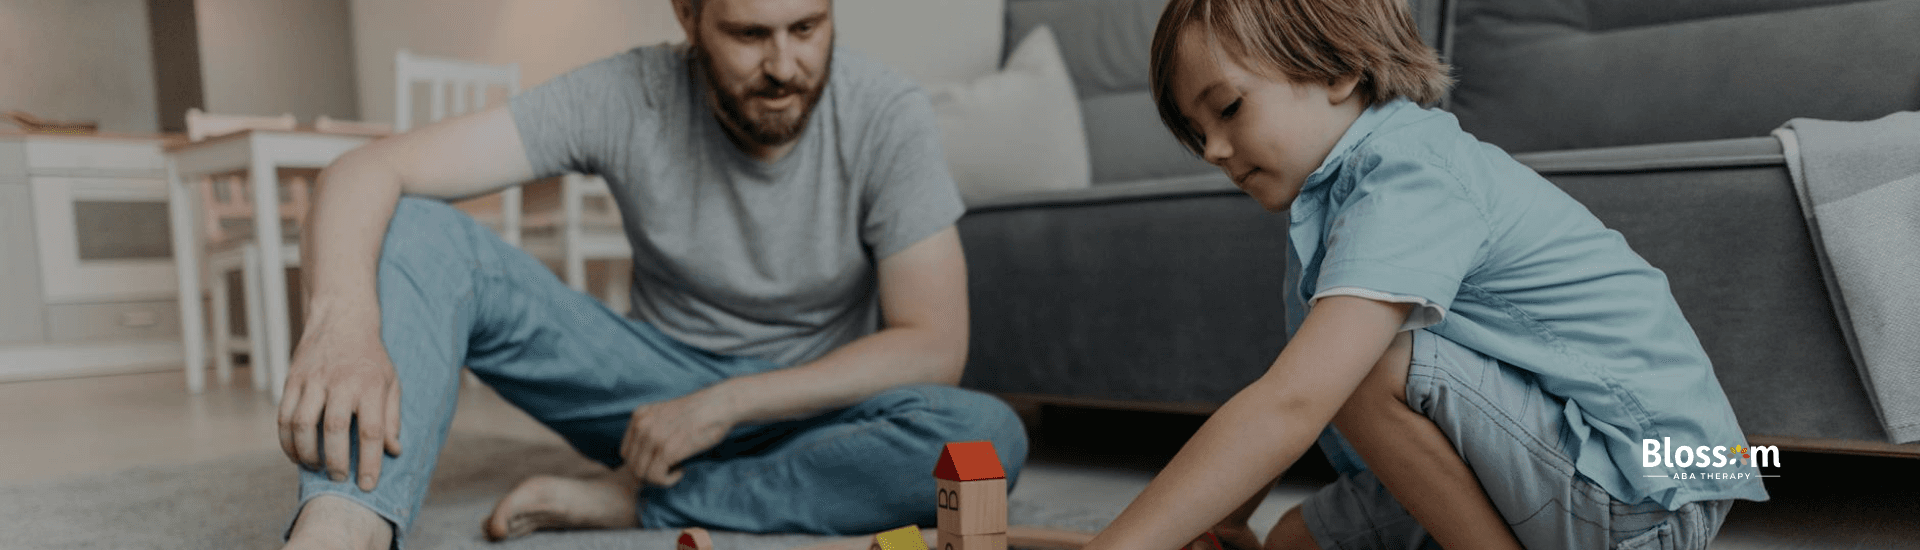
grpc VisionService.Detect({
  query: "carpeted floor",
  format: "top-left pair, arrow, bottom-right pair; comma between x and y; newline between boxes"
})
0,434 -> 1120,550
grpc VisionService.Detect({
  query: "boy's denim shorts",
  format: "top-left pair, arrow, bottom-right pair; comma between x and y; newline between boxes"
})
1303,329 -> 1733,550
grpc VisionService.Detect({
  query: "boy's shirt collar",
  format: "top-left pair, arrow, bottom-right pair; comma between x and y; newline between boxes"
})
1299,98 -> 1416,195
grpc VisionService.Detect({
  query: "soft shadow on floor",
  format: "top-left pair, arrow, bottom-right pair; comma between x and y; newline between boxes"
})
1015,404 -> 1920,550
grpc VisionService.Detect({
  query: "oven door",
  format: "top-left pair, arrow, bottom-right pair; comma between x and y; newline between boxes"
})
29,176 -> 179,304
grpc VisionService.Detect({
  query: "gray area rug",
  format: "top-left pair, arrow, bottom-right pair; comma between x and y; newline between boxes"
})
0,434 -> 1114,549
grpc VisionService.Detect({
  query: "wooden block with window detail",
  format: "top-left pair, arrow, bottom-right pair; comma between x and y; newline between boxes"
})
933,441 -> 1008,536
934,477 -> 1007,535
871,525 -> 931,550
677,527 -> 714,550
938,529 -> 1008,550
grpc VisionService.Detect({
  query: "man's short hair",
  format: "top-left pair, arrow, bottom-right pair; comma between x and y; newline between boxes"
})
1148,0 -> 1453,156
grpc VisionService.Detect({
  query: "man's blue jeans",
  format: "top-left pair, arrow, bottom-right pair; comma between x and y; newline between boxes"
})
294,197 -> 1029,546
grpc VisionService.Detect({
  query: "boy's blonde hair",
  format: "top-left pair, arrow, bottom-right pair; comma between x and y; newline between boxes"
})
1149,0 -> 1452,156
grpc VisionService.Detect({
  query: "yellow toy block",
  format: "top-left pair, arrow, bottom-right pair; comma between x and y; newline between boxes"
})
871,525 -> 931,550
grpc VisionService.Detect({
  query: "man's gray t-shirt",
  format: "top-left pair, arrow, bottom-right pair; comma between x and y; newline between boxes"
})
508,44 -> 964,367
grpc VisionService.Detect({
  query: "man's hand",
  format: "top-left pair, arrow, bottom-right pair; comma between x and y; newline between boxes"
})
277,317 -> 401,493
620,387 -> 741,487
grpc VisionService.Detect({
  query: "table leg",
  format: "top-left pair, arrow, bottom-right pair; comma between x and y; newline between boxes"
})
249,150 -> 293,402
167,159 -> 208,393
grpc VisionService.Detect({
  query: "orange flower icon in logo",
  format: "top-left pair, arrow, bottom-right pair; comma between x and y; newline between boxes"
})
1730,444 -> 1749,462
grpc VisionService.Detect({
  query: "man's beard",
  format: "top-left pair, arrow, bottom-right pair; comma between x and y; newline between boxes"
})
696,42 -> 832,148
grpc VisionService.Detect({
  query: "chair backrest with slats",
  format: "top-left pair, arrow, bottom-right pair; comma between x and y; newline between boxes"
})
394,49 -> 520,131
314,115 -> 393,136
393,49 -> 525,245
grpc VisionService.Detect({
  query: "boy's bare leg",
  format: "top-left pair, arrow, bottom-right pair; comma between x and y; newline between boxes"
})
483,468 -> 642,540
1262,505 -> 1319,550
1187,483 -> 1269,550
1331,332 -> 1522,549
283,494 -> 393,550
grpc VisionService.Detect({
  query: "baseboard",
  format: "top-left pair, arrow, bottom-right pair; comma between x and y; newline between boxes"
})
0,339 -> 183,382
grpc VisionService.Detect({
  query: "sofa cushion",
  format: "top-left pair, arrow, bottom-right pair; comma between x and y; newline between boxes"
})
1005,0 -> 1161,99
834,0 -> 1004,88
1515,138 -> 1880,442
1006,0 -> 1217,184
932,26 -> 1091,207
1448,0 -> 1920,152
957,172 -> 1291,405
1079,92 -> 1217,184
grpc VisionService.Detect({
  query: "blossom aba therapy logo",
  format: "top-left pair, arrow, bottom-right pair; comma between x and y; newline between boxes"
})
1642,437 -> 1781,480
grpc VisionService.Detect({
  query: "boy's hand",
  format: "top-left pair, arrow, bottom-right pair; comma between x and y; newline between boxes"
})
620,387 -> 742,487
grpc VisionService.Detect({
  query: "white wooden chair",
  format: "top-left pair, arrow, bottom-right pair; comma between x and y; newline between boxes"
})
183,108 -> 303,391
519,173 -> 631,312
394,49 -> 525,246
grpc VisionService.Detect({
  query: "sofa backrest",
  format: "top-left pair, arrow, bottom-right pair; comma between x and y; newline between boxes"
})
1446,0 -> 1920,152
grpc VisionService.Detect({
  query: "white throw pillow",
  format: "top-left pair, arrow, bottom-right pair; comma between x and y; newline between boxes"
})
930,25 -> 1092,206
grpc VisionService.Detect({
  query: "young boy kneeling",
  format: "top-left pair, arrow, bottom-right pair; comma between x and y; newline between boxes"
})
1080,1 -> 1770,549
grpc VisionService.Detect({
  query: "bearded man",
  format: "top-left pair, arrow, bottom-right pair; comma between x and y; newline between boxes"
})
276,1 -> 1027,548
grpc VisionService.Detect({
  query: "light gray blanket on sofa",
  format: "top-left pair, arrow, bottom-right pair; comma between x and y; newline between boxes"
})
1775,111 -> 1920,444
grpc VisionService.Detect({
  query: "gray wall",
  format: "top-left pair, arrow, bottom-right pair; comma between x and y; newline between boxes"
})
0,0 -> 162,133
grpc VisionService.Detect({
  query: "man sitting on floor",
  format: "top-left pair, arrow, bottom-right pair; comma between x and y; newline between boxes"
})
276,1 -> 1028,548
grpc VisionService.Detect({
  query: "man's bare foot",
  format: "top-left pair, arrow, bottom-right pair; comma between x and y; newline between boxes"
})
483,473 -> 641,541
284,494 -> 393,550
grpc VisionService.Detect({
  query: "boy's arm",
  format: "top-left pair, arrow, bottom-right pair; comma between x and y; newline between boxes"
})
1080,296 -> 1411,550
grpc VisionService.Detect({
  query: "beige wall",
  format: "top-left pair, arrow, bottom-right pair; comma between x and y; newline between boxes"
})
196,0 -> 359,121
349,0 -> 1003,127
0,0 -> 358,132
0,0 -> 161,133
349,0 -> 682,126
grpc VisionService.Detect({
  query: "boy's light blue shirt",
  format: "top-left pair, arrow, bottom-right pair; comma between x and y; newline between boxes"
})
1287,99 -> 1770,508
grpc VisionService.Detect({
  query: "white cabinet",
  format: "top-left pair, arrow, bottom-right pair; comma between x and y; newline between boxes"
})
0,132 -> 184,381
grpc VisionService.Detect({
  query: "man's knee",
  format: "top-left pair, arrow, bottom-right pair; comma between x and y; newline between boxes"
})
381,196 -> 480,259
880,385 -> 1030,481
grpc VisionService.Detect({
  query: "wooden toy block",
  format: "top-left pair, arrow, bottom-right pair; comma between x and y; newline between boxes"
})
936,477 -> 1008,535
933,441 -> 1008,536
870,525 -> 931,550
933,441 -> 1006,482
938,529 -> 1008,550
677,527 -> 714,550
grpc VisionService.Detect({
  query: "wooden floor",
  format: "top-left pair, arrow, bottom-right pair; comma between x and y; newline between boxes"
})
3,367 -> 1917,549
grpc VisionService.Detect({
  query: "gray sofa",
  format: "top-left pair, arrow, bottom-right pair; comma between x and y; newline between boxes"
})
956,0 -> 1920,455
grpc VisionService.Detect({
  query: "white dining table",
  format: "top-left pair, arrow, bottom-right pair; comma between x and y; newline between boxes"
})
165,129 -> 378,400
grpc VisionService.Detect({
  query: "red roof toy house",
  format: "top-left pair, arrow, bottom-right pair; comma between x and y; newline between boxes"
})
934,441 -> 1008,550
